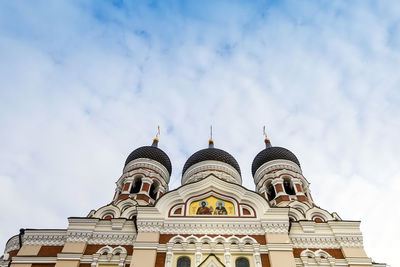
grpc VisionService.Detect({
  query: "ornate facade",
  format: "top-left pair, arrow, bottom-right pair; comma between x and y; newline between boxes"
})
0,137 -> 386,267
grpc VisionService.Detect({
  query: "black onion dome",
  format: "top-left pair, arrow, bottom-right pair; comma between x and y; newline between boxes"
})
252,146 -> 300,176
182,147 -> 241,175
125,144 -> 172,175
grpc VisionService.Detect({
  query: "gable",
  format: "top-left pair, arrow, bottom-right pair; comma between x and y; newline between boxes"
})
198,254 -> 226,267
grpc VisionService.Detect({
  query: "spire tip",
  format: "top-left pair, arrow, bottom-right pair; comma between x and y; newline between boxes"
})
152,126 -> 160,147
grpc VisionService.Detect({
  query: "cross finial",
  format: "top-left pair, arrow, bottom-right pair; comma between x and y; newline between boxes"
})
263,126 -> 267,139
209,125 -> 214,148
263,126 -> 271,147
156,125 -> 160,139
152,126 -> 160,147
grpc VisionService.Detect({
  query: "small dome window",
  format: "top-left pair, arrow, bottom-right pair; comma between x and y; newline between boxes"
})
266,181 -> 276,201
130,177 -> 142,194
149,181 -> 159,200
283,178 -> 296,195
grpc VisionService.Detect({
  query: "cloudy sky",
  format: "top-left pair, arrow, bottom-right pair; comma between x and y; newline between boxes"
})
0,0 -> 399,265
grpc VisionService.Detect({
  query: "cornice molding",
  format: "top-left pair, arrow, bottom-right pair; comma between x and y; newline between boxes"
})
23,231 -> 67,246
335,235 -> 364,247
290,234 -> 364,248
135,220 -> 288,235
66,231 -> 136,245
4,235 -> 19,253
291,236 -> 340,249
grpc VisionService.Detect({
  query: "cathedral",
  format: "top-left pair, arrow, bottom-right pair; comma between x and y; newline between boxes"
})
0,133 -> 386,267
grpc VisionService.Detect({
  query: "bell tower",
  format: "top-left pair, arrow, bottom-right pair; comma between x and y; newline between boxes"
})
252,130 -> 314,207
113,130 -> 172,206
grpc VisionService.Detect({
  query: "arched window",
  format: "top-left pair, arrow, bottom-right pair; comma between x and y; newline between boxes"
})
130,178 -> 142,194
149,181 -> 159,200
235,257 -> 250,267
283,178 -> 296,195
266,182 -> 276,201
177,256 -> 191,267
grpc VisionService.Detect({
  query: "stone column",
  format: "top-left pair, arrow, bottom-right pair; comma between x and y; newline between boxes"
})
291,178 -> 304,195
156,186 -> 167,199
195,242 -> 202,266
165,243 -> 173,267
134,177 -> 152,203
271,178 -> 285,197
140,177 -> 153,195
122,181 -> 132,193
253,244 -> 262,267
223,242 -> 231,267
258,186 -> 267,199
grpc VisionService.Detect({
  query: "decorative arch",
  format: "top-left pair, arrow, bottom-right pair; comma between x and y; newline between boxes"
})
98,208 -> 119,220
288,209 -> 304,221
288,201 -> 312,215
92,245 -> 128,267
158,175 -> 269,220
305,207 -> 334,222
299,249 -> 336,266
165,235 -> 262,267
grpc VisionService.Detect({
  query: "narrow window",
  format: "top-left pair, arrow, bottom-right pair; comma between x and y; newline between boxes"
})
149,181 -> 159,199
266,182 -> 276,201
283,178 -> 296,195
235,257 -> 250,267
177,256 -> 191,267
130,178 -> 142,194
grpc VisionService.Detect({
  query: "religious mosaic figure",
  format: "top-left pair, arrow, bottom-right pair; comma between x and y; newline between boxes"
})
196,201 -> 213,215
213,201 -> 227,215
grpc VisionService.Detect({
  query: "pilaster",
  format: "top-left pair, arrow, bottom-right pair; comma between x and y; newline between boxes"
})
265,233 -> 296,267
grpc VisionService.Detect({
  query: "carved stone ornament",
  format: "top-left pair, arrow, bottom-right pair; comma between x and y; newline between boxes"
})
291,236 -> 340,249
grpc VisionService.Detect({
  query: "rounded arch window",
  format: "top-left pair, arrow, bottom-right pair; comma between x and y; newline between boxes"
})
177,256 -> 191,267
130,176 -> 142,194
149,180 -> 159,200
283,177 -> 296,195
266,181 -> 276,201
235,257 -> 250,267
